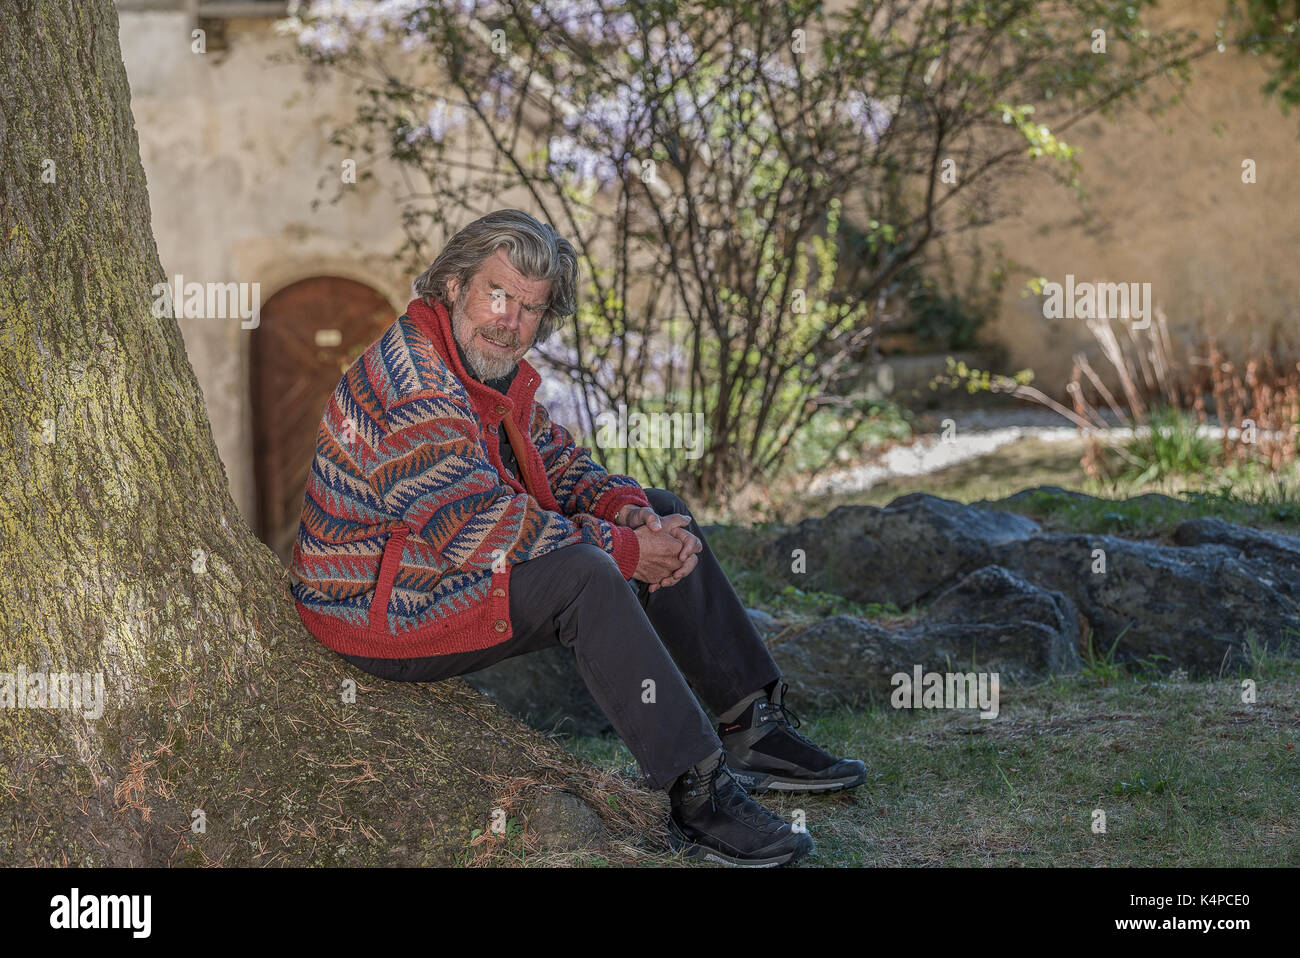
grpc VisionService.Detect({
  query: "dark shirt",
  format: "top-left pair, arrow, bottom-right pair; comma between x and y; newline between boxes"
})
454,340 -> 521,482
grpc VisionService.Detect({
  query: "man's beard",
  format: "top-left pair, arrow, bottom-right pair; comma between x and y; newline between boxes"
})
450,290 -> 526,382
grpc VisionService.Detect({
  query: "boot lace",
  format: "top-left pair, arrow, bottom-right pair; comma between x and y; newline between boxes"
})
765,681 -> 820,751
679,754 -> 785,833
705,755 -> 785,833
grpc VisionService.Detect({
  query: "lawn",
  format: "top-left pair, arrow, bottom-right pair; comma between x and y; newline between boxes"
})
558,640 -> 1300,867
552,433 -> 1300,867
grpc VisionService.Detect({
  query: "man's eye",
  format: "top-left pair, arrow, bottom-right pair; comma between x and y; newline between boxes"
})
488,287 -> 543,312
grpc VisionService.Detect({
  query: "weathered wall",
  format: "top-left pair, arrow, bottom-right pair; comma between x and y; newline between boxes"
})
118,11 -> 416,520
972,0 -> 1299,395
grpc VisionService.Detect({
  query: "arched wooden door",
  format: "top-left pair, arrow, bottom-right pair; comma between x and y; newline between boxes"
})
251,276 -> 394,564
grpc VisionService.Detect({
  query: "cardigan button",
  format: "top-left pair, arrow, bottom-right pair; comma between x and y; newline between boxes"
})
493,619 -> 508,632
492,587 -> 506,597
494,403 -> 508,415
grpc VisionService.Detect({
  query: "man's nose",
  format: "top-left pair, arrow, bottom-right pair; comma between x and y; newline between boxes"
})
498,308 -> 524,338
491,298 -> 522,328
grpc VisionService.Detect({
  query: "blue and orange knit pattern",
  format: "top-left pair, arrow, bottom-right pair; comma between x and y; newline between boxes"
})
290,296 -> 649,659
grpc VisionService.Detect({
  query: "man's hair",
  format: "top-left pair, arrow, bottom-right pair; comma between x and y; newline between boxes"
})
412,209 -> 579,342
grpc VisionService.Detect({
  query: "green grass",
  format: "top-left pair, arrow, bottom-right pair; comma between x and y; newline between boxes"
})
983,480 -> 1300,539
1081,627 -> 1128,686
1118,405 -> 1218,484
552,428 -> 1300,866
560,660 -> 1300,866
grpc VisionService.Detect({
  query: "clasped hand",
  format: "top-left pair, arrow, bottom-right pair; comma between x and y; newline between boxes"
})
617,505 -> 702,593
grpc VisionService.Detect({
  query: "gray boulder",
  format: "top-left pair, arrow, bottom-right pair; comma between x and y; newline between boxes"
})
1173,517 -> 1300,599
463,645 -> 607,736
464,498 -> 1300,732
986,485 -> 1101,508
520,789 -> 609,854
769,566 -> 1082,712
771,493 -> 1041,606
987,534 -> 1297,672
923,564 -> 1084,675
464,607 -> 782,735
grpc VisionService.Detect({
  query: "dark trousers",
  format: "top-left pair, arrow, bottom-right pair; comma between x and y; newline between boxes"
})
338,488 -> 781,789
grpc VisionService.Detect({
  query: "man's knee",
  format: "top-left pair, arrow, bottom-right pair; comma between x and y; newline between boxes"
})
644,487 -> 691,519
547,542 -> 626,586
509,543 -> 630,620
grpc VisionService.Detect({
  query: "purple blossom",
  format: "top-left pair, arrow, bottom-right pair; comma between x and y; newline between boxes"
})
547,135 -> 618,187
285,0 -> 479,54
529,0 -> 634,46
405,98 -> 467,144
673,86 -> 699,127
583,78 -> 647,139
843,90 -> 893,143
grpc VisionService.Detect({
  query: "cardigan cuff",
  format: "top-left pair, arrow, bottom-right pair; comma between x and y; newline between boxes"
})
592,484 -> 651,523
609,523 -> 641,580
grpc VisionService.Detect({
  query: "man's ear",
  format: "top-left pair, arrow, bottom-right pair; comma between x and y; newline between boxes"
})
444,275 -> 461,303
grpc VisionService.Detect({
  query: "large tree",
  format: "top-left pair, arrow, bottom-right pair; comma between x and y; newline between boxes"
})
0,0 -> 654,867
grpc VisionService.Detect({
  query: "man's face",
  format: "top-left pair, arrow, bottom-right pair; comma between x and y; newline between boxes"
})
446,248 -> 551,382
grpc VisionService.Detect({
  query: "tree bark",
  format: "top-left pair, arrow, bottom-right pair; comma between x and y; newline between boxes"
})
0,0 -> 652,866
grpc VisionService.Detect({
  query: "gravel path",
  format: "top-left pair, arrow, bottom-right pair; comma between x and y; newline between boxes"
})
808,407 -> 1266,497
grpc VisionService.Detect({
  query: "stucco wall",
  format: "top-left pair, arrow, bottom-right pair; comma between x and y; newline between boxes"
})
971,0 -> 1299,396
119,11 -> 416,521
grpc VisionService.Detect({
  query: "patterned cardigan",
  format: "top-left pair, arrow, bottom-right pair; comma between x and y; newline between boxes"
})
290,296 -> 650,659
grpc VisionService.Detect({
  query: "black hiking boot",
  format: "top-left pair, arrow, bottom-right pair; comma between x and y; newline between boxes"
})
667,752 -> 814,867
720,682 -> 868,795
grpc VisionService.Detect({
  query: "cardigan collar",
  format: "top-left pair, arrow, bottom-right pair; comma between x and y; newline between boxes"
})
405,296 -> 541,424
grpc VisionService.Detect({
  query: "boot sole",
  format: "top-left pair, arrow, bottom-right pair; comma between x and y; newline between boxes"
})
736,770 -> 868,795
667,821 -> 813,868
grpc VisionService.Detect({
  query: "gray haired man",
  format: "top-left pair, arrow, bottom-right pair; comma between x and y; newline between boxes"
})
298,209 -> 866,867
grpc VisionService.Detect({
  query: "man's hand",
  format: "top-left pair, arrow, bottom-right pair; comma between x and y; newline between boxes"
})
614,504 -> 661,530
630,513 -> 702,592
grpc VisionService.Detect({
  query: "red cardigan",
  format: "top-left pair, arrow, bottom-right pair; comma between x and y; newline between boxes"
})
290,297 -> 649,659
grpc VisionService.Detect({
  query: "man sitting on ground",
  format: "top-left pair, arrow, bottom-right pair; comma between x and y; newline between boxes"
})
291,208 -> 867,867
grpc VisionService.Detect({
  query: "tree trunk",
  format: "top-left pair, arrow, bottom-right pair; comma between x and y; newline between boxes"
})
0,0 -> 653,866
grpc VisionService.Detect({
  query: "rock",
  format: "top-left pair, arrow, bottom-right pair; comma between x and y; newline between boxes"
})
521,790 -> 608,853
466,608 -> 781,735
768,567 -> 1082,712
1173,517 -> 1300,599
898,620 -> 1080,680
923,565 -> 1084,675
987,534 -> 1297,672
468,505 -> 1300,731
771,493 -> 1041,606
466,607 -> 778,735
768,615 -> 908,712
747,607 -> 780,634
1121,492 -> 1188,511
986,485 -> 1101,507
